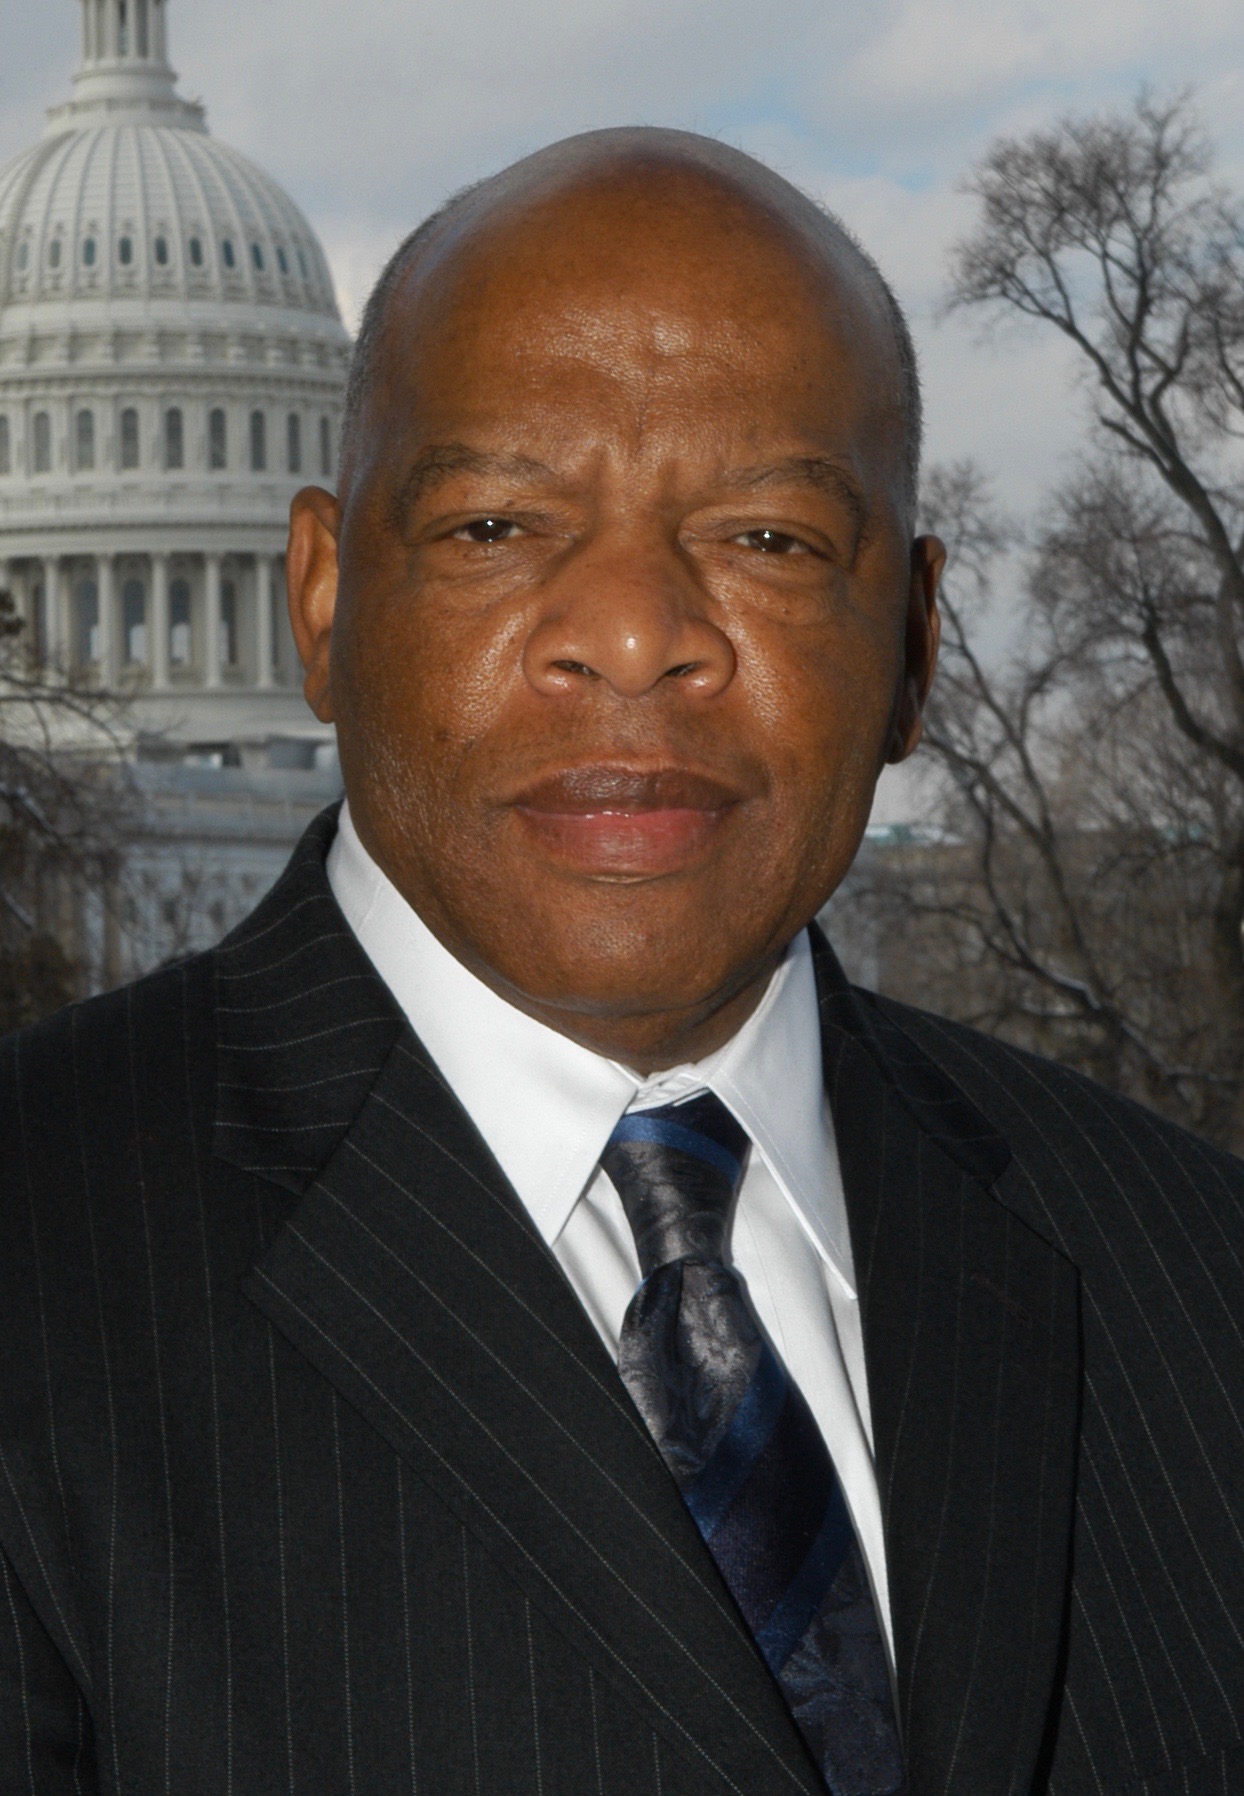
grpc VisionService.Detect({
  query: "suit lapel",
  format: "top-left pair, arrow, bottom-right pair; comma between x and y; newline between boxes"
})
219,812 -> 822,1796
812,932 -> 1081,1796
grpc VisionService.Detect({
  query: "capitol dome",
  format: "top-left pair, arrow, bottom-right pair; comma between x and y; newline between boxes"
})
0,0 -> 351,756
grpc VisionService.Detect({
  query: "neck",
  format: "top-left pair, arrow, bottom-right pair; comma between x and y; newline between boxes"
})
431,929 -> 783,1075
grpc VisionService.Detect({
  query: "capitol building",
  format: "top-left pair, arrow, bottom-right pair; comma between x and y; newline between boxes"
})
0,0 -> 351,984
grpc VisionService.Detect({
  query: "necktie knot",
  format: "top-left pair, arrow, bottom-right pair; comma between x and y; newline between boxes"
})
601,1091 -> 749,1277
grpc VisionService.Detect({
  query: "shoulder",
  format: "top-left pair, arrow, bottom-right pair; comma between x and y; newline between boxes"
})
856,987 -> 1244,1272
0,952 -> 219,1304
0,949 -> 216,1149
859,986 -> 1242,1175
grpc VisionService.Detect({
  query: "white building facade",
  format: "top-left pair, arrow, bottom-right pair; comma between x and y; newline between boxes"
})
0,0 -> 352,981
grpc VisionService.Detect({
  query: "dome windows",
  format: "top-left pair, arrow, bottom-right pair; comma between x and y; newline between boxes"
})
250,410 -> 267,472
209,408 -> 228,470
165,407 -> 184,471
154,236 -> 170,266
16,241 -> 29,272
297,246 -> 308,279
76,410 -> 96,472
320,416 -> 333,479
189,236 -> 204,267
251,243 -> 265,272
222,239 -> 236,270
48,239 -> 63,270
118,235 -> 134,267
120,408 -> 140,471
287,413 -> 302,475
83,237 -> 97,267
32,413 -> 52,474
277,247 -> 289,276
0,417 -> 10,477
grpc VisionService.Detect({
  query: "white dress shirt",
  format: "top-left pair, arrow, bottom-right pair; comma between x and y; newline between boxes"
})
327,801 -> 893,1660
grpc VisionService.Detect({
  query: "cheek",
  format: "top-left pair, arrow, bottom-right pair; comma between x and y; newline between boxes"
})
342,583 -> 526,774
725,609 -> 903,907
739,607 -> 901,796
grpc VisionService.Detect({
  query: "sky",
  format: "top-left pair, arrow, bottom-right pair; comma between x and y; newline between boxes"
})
3,0 -> 1244,818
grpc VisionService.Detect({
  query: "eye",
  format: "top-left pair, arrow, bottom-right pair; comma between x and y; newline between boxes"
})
455,516 -> 521,544
733,527 -> 808,555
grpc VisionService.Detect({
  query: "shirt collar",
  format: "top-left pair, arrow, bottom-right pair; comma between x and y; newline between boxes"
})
327,801 -> 855,1297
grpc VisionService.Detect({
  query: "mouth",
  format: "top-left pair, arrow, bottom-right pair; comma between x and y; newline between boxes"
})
509,764 -> 743,877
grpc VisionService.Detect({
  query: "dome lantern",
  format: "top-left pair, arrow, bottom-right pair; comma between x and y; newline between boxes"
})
79,0 -> 170,71
48,0 -> 205,134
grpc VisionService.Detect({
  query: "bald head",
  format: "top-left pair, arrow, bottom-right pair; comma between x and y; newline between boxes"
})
340,128 -> 921,512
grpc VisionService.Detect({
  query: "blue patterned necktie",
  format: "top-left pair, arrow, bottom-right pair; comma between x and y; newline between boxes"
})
602,1091 -> 905,1796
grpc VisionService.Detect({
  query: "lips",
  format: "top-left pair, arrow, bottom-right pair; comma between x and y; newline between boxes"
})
509,763 -> 741,876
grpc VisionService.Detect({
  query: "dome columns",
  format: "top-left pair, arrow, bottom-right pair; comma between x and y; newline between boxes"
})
80,0 -> 167,71
96,550 -> 117,686
44,556 -> 65,665
256,554 -> 275,692
150,551 -> 170,687
4,547 -> 289,696
203,551 -> 222,691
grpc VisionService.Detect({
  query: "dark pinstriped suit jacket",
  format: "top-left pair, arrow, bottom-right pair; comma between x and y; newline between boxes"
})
2,807 -> 1243,1796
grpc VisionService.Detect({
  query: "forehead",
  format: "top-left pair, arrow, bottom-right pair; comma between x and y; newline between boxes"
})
372,167 -> 903,469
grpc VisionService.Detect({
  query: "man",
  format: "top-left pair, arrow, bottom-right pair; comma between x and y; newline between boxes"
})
1,129 -> 1241,1796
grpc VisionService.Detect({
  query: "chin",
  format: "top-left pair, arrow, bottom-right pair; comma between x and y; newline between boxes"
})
492,904 -> 766,1020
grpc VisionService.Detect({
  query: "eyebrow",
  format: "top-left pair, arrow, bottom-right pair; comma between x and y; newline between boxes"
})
720,456 -> 871,544
396,443 -> 558,513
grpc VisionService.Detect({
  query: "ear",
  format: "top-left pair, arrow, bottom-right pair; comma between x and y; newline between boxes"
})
287,487 -> 342,723
886,533 -> 944,764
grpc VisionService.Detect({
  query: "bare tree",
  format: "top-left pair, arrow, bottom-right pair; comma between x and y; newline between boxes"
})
849,93 -> 1244,1147
0,587 -> 137,1029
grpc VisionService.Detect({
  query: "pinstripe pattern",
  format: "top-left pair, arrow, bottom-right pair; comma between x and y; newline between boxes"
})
0,805 -> 1241,1792
860,997 -> 1244,1794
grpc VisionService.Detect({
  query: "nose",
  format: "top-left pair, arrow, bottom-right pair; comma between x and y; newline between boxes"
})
523,534 -> 735,703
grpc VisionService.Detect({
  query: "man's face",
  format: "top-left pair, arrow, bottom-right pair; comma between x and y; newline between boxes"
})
291,167 -> 941,1062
